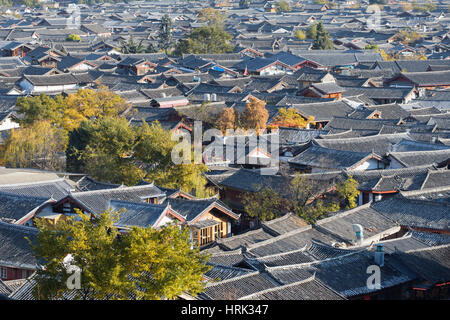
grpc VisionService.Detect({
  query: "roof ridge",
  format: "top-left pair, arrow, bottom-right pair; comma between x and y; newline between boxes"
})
0,220 -> 39,234
265,247 -> 368,272
209,248 -> 243,257
203,270 -> 261,288
315,202 -> 372,225
252,245 -> 309,262
403,243 -> 450,254
247,225 -> 312,251
70,183 -> 163,196
109,199 -> 168,208
237,274 -> 316,300
0,178 -> 67,188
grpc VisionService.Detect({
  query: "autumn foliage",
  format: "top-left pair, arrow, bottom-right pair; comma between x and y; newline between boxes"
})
271,107 -> 314,128
241,97 -> 269,133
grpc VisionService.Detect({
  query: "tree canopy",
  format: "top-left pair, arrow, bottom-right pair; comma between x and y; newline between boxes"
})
271,107 -> 314,129
174,25 -> 233,55
276,0 -> 291,12
242,174 -> 360,224
158,14 -> 174,54
216,107 -> 236,134
2,120 -> 68,171
66,34 -> 81,42
240,97 -> 269,132
15,87 -> 129,132
29,210 -> 211,300
312,22 -> 334,50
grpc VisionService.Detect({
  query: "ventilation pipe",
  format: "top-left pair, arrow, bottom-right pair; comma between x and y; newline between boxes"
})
374,243 -> 385,267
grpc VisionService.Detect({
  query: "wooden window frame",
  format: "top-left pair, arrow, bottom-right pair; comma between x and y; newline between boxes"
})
1,267 -> 7,279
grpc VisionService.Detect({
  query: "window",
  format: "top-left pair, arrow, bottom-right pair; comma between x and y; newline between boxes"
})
219,222 -> 225,238
199,227 -> 213,246
143,197 -> 155,204
1,267 -> 7,279
214,225 -> 219,239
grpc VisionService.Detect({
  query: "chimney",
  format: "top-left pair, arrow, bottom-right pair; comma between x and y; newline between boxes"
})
352,224 -> 364,246
374,243 -> 385,267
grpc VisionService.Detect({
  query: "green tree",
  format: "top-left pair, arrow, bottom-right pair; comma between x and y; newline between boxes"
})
240,174 -> 360,224
312,22 -> 334,50
276,0 -> 291,12
81,117 -> 144,185
120,35 -> 146,54
365,44 -> 379,50
396,28 -> 423,46
15,87 -> 128,132
158,14 -> 173,54
174,25 -> 233,55
66,120 -> 95,173
335,175 -> 359,209
306,23 -> 318,40
29,210 -> 211,300
242,187 -> 284,222
135,121 -> 211,196
15,94 -> 64,127
198,7 -> 226,27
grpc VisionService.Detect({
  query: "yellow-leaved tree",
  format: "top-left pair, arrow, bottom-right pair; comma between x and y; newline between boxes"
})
271,107 -> 314,128
240,97 -> 269,133
216,107 -> 236,134
28,210 -> 211,300
2,120 -> 68,171
62,86 -> 129,131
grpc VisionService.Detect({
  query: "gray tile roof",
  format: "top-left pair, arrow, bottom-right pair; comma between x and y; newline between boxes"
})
315,132 -> 411,155
165,197 -> 238,223
290,100 -> 353,122
204,265 -> 254,282
199,271 -> 279,300
69,184 -> 166,215
388,149 -> 450,167
217,228 -> 276,251
109,200 -> 169,229
262,213 -> 308,235
371,194 -> 450,230
392,244 -> 450,284
315,203 -> 399,245
0,179 -> 74,201
267,249 -> 417,298
239,275 -> 346,300
0,221 -> 39,270
246,226 -> 340,258
0,192 -> 48,223
288,144 -> 378,170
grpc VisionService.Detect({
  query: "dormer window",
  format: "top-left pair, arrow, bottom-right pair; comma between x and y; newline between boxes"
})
141,197 -> 155,204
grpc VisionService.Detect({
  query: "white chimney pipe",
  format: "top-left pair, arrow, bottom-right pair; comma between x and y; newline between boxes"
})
352,224 -> 364,246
